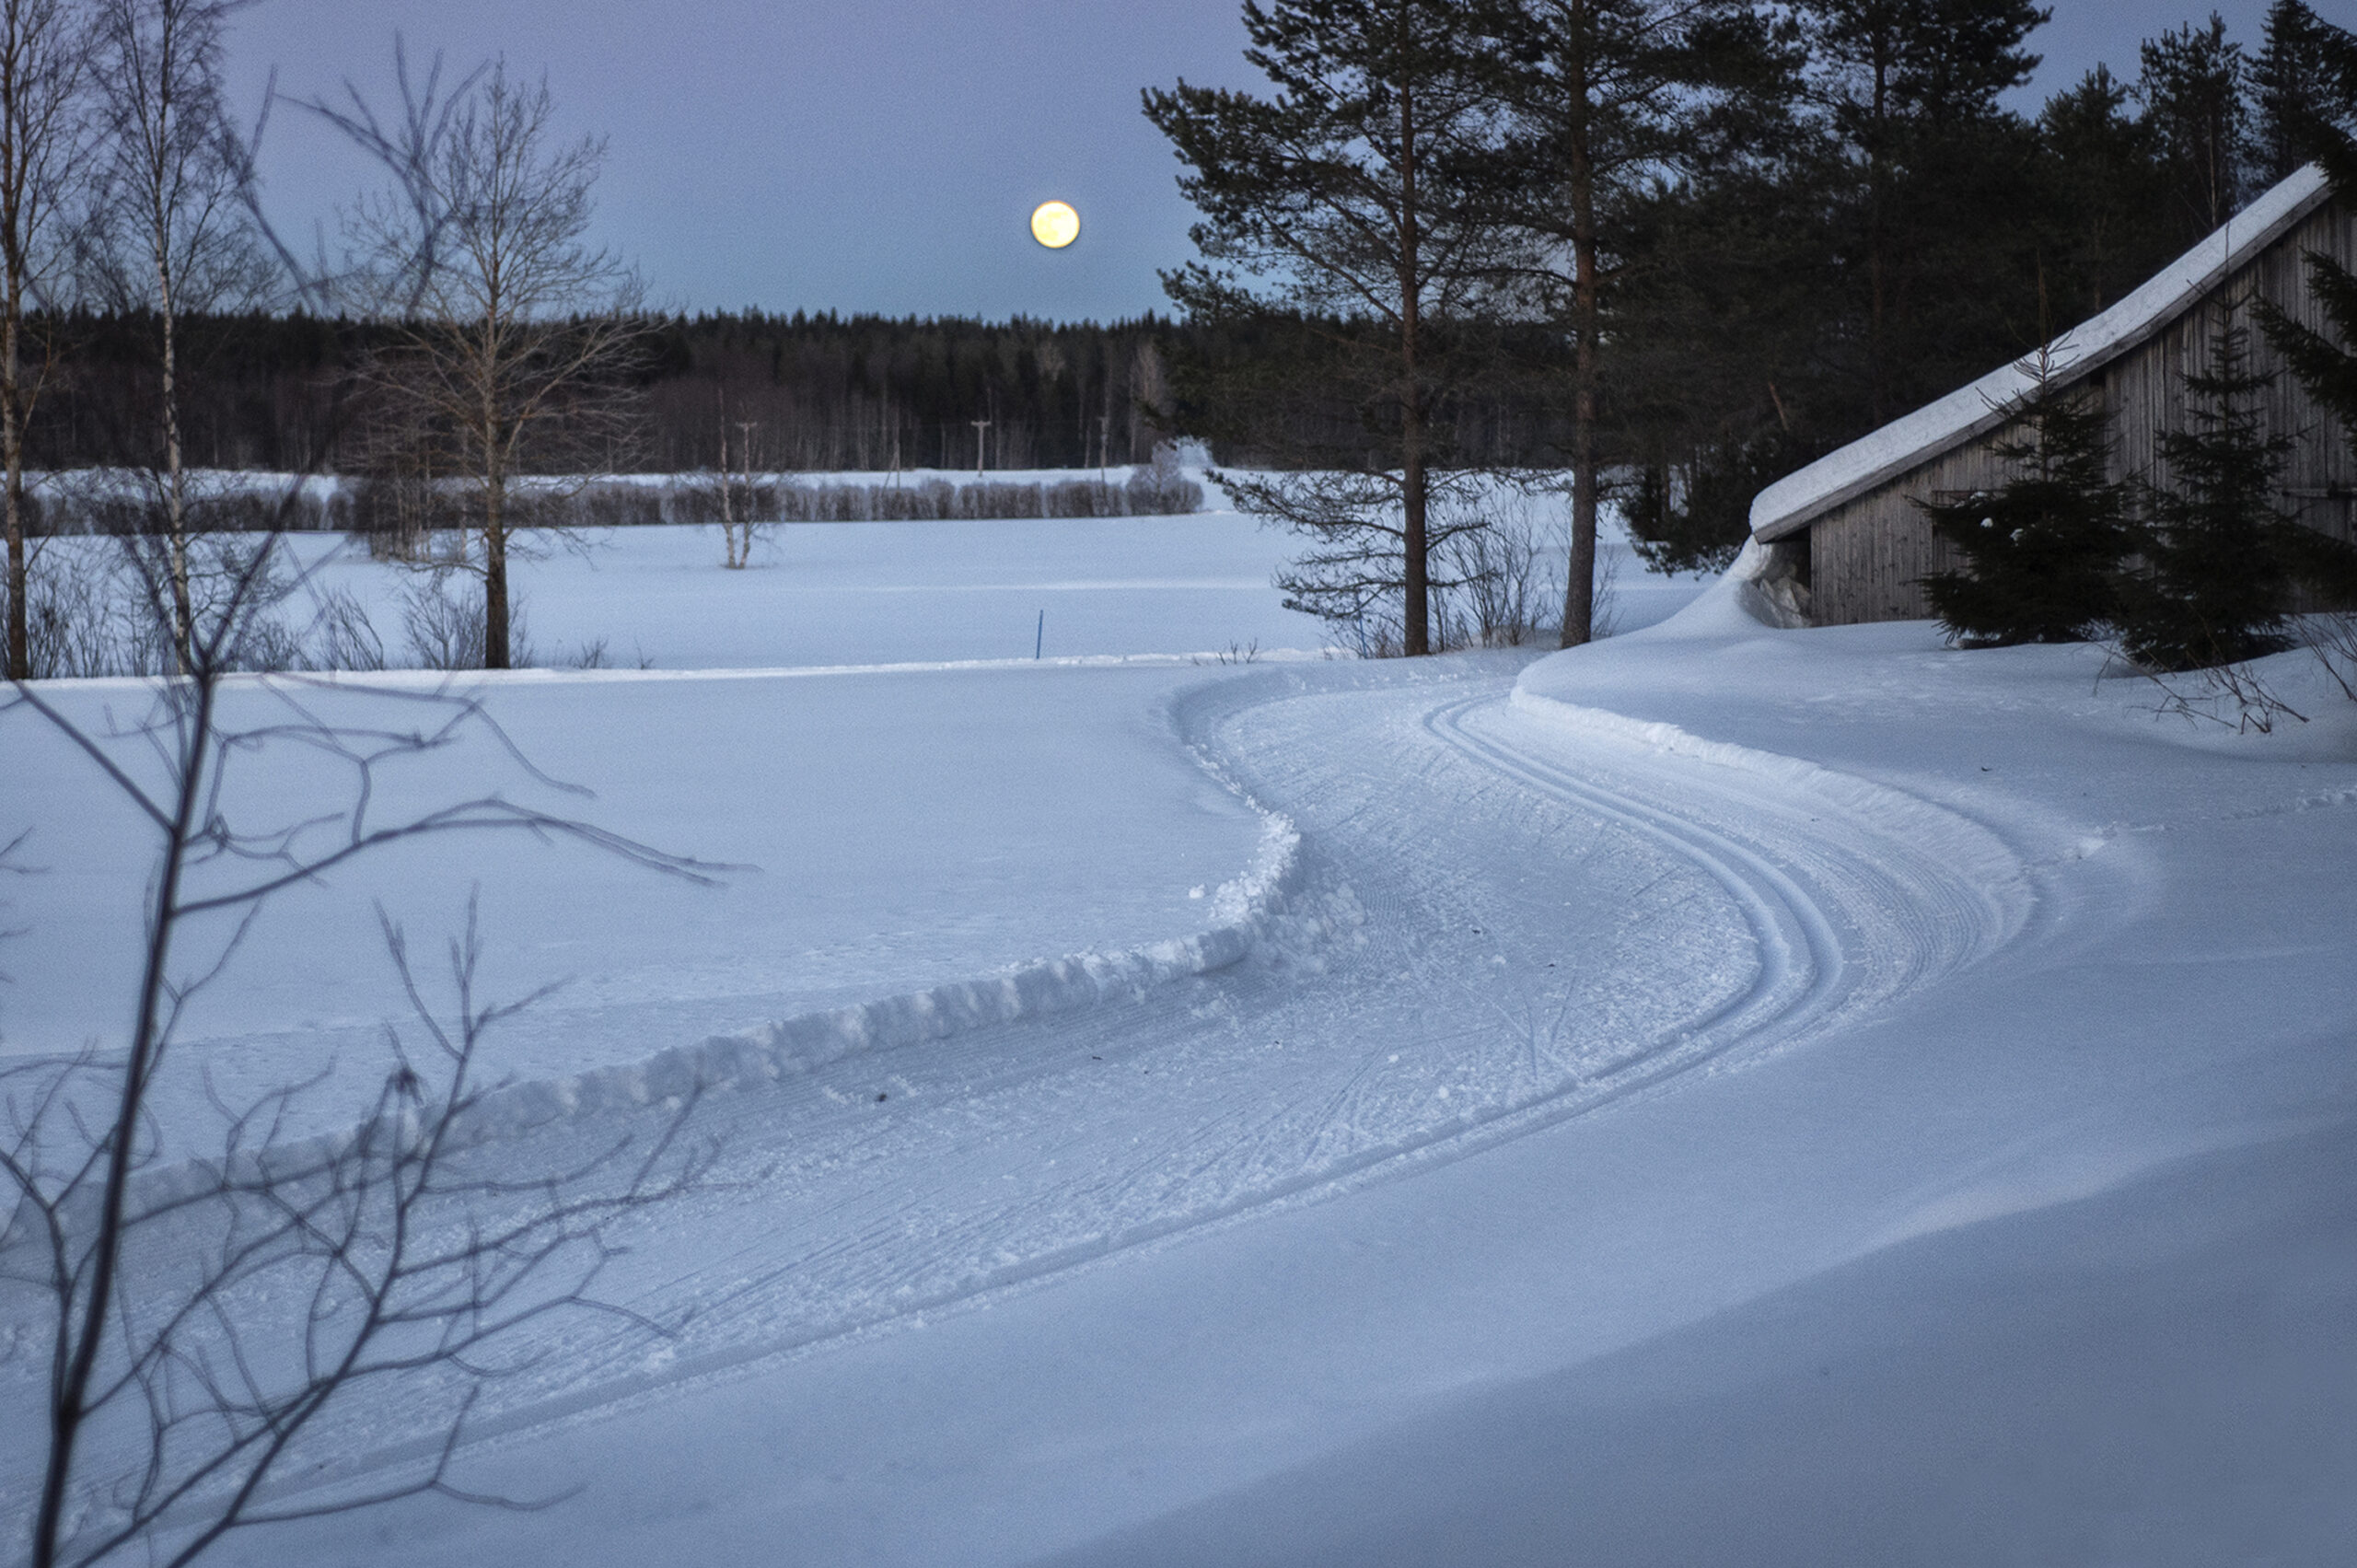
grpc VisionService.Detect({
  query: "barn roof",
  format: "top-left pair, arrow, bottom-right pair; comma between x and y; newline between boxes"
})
1748,163 -> 2334,545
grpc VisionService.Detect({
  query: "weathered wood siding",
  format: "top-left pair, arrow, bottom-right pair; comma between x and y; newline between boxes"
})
1809,194 -> 2357,625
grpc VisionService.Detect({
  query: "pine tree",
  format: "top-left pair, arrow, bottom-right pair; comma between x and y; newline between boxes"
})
1488,0 -> 1789,646
1798,0 -> 2048,425
1144,0 -> 1518,656
2256,122 -> 2357,607
2251,0 -> 2357,184
1601,17 -> 1831,580
2119,312 -> 2300,669
2036,66 -> 2176,322
1921,347 -> 2133,644
2136,17 -> 2253,244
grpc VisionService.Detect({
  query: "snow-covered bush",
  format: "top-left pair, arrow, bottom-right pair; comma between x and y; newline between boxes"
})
1124,444 -> 1205,515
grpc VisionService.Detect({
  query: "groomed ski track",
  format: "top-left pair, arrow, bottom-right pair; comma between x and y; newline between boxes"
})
131,653 -> 2038,1529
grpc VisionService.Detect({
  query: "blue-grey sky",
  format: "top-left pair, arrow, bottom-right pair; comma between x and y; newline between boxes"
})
226,0 -> 2286,324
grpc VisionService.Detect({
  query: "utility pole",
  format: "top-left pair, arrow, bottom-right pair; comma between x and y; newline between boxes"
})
971,415 -> 991,475
1097,412 -> 1111,481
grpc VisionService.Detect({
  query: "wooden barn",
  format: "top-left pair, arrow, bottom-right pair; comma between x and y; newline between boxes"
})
1746,164 -> 2357,627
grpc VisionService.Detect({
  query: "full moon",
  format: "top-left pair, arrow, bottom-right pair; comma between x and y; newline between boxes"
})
1030,201 -> 1081,250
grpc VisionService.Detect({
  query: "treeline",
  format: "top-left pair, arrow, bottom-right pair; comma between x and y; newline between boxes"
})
20,308 -> 1570,477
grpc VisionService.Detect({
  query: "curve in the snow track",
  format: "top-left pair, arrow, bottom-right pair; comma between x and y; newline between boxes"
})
1422,688 -> 2029,1096
1428,692 -> 1846,1077
71,663 -> 2038,1529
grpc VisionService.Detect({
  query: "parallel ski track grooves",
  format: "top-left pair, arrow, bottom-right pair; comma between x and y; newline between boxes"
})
1425,694 -> 1850,1073
111,675 -> 2017,1517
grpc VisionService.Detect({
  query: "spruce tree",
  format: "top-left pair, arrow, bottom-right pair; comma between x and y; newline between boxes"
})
2136,17 -> 2253,243
2251,0 -> 2357,184
2256,122 -> 2357,607
2119,313 -> 2299,669
1798,0 -> 2048,426
1920,347 -> 2132,644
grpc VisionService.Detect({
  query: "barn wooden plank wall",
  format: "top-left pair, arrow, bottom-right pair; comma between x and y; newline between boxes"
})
1807,195 -> 2357,626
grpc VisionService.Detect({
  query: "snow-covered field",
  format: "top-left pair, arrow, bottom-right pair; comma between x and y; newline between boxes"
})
281,506 -> 1704,670
290,515 -> 1329,669
3,514 -> 2351,1566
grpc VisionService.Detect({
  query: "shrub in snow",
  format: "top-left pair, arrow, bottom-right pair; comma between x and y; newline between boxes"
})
1125,442 -> 1204,516
23,472 -> 346,538
1435,488 -> 1577,648
1920,346 -> 2133,645
1042,478 -> 1125,517
401,575 -> 531,670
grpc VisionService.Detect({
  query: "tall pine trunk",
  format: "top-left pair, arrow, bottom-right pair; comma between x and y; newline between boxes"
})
1865,42 -> 1890,427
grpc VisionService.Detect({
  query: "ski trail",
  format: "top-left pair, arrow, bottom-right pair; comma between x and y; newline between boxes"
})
1429,688 -> 2028,1062
4,661 -> 2038,1526
1430,694 -> 1843,1065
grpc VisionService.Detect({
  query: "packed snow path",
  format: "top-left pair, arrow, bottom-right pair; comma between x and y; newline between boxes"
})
44,651 -> 2037,1541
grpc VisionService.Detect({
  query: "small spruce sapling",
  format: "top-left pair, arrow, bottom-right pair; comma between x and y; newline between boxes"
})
1921,346 -> 2133,644
2118,310 -> 2301,669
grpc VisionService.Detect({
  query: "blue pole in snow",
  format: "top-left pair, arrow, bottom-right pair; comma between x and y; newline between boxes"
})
1035,610 -> 1044,660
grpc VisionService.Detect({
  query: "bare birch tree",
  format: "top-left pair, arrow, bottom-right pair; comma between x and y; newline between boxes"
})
725,413 -> 761,570
81,0 -> 273,672
329,61 -> 646,670
0,0 -> 87,681
1,47 -> 715,1562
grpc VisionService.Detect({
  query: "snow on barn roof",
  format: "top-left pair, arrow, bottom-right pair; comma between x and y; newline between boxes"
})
1748,163 -> 2334,544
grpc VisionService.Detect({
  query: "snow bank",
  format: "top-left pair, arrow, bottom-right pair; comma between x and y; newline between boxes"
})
455,807 -> 1299,1139
50,809 -> 1306,1234
1632,537 -> 1808,636
1752,164 -> 2331,540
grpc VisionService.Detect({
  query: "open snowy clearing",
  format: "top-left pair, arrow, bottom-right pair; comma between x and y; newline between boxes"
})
29,499 -> 1706,675
3,526 -> 2351,1565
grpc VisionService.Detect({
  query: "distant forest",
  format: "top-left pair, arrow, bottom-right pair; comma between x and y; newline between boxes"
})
24,309 -> 1537,477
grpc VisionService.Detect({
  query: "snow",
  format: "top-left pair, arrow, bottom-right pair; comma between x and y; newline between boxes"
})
5,513 -> 2353,1566
290,513 -> 1332,668
29,505 -> 1701,671
1751,162 -> 2332,541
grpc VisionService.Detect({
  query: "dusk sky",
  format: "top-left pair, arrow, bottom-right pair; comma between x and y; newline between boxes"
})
226,0 -> 2285,325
